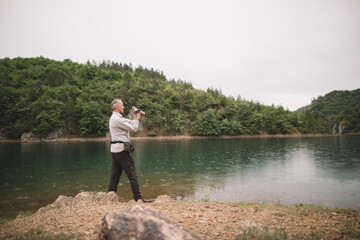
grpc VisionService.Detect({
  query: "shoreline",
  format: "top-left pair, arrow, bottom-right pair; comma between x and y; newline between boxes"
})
1,192 -> 359,240
0,133 -> 351,144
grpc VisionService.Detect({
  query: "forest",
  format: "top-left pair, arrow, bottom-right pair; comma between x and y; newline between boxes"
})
0,57 -> 359,139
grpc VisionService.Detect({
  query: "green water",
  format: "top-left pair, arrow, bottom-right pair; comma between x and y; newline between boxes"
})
1,135 -> 360,218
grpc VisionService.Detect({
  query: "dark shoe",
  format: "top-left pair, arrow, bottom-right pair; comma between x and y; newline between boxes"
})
136,198 -> 154,203
135,194 -> 154,203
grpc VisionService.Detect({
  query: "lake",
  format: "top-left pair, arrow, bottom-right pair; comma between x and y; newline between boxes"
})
1,135 -> 360,218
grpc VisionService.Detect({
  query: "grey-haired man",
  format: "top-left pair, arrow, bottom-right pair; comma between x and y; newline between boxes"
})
108,99 -> 145,201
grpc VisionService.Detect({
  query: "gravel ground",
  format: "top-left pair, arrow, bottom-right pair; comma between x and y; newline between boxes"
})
0,192 -> 359,240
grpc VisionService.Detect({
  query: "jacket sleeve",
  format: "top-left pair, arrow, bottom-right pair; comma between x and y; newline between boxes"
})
113,117 -> 139,132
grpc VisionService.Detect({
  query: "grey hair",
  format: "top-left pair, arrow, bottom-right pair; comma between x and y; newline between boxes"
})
110,99 -> 122,110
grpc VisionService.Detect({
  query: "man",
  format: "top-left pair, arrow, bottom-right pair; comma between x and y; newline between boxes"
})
108,98 -> 145,202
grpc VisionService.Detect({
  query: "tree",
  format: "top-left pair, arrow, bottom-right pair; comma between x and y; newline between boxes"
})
191,109 -> 221,136
79,101 -> 108,136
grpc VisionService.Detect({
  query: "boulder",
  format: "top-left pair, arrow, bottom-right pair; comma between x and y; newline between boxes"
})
53,195 -> 73,208
36,192 -> 118,214
106,131 -> 111,138
21,132 -> 34,140
0,128 -> 5,140
73,191 -> 119,203
35,195 -> 72,214
339,120 -> 346,135
94,191 -> 118,202
46,129 -> 63,139
74,191 -> 96,202
154,195 -> 173,204
100,205 -> 202,240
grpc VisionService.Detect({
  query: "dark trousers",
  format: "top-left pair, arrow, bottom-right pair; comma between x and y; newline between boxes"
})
108,151 -> 142,200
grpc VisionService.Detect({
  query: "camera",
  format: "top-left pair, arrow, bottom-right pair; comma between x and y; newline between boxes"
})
134,108 -> 142,113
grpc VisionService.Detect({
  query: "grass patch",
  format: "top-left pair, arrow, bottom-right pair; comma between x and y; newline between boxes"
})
291,232 -> 325,240
12,229 -> 77,240
22,210 -> 36,217
295,204 -> 322,216
296,203 -> 324,211
225,225 -> 232,230
273,212 -> 286,217
343,220 -> 360,239
0,210 -> 35,225
230,201 -> 264,207
200,195 -> 210,202
236,227 -> 288,240
236,227 -> 328,240
230,201 -> 267,212
0,217 -> 15,225
295,203 -> 350,213
294,203 -> 350,216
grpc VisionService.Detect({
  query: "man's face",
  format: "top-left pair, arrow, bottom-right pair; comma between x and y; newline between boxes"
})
118,101 -> 124,114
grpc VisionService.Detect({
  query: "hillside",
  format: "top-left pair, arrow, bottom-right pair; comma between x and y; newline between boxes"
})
0,57 -> 358,139
297,89 -> 360,133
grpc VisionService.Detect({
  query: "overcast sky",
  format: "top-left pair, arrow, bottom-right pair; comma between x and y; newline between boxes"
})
1,0 -> 359,110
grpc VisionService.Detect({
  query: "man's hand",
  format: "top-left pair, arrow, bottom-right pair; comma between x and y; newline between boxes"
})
132,106 -> 139,120
132,106 -> 145,121
139,110 -> 145,121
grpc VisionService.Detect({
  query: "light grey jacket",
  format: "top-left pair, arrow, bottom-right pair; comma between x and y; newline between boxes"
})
109,112 -> 139,153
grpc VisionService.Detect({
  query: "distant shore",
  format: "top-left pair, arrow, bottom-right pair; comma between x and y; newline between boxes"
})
0,133 -> 353,144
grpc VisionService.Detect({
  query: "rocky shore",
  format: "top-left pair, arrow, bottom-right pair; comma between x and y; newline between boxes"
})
0,192 -> 359,239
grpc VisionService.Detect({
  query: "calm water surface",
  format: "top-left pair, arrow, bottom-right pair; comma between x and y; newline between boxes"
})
0,135 -> 360,218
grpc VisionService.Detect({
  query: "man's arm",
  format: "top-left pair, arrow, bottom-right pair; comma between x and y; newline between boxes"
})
113,117 -> 139,132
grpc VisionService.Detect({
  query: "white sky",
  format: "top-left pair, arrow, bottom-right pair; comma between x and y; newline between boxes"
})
1,0 -> 359,111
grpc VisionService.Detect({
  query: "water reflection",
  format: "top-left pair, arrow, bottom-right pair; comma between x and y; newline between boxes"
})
133,136 -> 360,208
0,135 -> 359,218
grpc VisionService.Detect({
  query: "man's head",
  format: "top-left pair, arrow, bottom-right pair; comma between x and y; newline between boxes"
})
111,99 -> 124,114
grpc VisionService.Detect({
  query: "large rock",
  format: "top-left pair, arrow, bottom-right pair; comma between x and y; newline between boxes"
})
72,191 -> 118,203
153,195 -> 173,203
100,205 -> 202,240
94,191 -> 119,202
36,192 -> 118,214
46,129 -> 63,139
21,132 -> 34,140
0,128 -> 5,140
53,195 -> 73,208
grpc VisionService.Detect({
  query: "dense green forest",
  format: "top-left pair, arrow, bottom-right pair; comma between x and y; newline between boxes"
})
0,57 -> 359,139
296,89 -> 360,133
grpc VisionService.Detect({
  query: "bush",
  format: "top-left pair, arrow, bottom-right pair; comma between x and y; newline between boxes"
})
147,130 -> 157,137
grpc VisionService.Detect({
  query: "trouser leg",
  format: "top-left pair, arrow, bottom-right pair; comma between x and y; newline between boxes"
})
108,153 -> 123,192
121,152 -> 142,200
